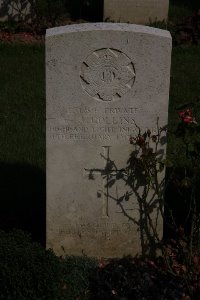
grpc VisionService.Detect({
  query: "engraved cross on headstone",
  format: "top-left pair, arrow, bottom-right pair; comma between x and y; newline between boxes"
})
84,146 -> 125,218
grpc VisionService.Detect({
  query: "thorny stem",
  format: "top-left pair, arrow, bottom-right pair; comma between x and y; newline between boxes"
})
128,120 -> 168,248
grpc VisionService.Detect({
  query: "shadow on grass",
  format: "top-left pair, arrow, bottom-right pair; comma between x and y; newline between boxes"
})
0,162 -> 45,246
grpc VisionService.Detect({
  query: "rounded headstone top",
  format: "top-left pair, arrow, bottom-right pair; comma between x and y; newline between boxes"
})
46,22 -> 171,40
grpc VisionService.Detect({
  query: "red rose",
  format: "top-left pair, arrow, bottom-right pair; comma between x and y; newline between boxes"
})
178,108 -> 197,124
136,136 -> 145,147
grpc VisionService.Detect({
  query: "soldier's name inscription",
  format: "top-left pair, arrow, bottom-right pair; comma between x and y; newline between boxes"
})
47,105 -> 158,142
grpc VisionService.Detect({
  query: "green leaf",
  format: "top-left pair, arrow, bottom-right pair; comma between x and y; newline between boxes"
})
188,143 -> 195,152
180,177 -> 192,188
162,159 -> 173,168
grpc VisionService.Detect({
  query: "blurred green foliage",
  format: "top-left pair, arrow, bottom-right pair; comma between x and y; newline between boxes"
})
0,230 -> 64,299
0,230 -> 98,299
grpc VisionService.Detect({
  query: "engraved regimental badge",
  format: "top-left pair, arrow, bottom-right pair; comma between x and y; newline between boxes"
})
80,48 -> 136,101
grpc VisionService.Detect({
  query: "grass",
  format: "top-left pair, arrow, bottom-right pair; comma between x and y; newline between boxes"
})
0,3 -> 200,300
167,45 -> 200,156
168,0 -> 199,21
0,42 -> 200,169
0,43 -> 45,170
170,46 -> 200,110
0,0 -> 199,171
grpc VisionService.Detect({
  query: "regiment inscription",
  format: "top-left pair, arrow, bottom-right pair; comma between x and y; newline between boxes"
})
46,23 -> 172,257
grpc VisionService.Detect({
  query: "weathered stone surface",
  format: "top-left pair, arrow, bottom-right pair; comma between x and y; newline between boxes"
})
104,0 -> 169,24
46,23 -> 171,257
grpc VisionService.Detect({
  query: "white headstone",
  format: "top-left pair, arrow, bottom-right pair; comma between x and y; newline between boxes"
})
104,0 -> 169,24
46,23 -> 171,257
